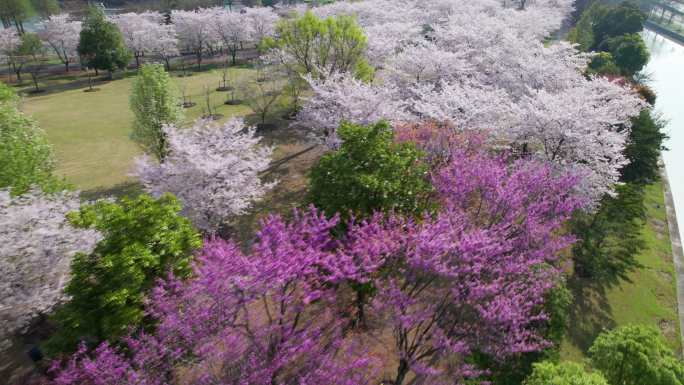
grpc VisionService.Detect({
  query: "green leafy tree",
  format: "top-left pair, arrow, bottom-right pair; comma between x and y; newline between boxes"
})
29,0 -> 59,18
308,121 -> 432,221
0,0 -> 31,34
587,52 -> 620,76
130,64 -> 183,161
605,33 -> 649,76
523,361 -> 608,385
0,81 -> 18,103
78,6 -> 131,79
621,109 -> 667,185
263,11 -> 374,81
589,325 -> 684,385
571,183 -> 645,283
0,84 -> 65,195
47,194 -> 201,354
568,2 -> 603,51
8,32 -> 42,83
592,2 -> 646,50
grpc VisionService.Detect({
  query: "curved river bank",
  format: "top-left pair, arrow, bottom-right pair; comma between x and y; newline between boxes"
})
643,29 -> 684,242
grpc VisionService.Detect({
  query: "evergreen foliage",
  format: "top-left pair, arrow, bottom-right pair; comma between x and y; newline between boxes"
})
78,6 -> 131,78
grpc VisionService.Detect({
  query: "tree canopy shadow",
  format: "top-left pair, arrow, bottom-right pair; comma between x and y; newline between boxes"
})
565,275 -> 617,354
80,181 -> 143,201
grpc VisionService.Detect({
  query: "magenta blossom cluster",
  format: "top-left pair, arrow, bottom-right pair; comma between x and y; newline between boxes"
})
51,142 -> 584,384
51,209 -> 379,385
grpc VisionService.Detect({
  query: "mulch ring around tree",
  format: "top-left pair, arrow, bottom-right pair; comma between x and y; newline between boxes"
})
202,114 -> 224,121
256,123 -> 277,133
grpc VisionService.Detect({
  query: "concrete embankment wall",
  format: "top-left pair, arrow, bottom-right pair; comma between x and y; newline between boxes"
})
661,162 -> 684,352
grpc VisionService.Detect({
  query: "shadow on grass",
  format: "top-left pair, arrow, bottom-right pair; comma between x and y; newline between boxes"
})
565,275 -> 617,354
81,181 -> 144,201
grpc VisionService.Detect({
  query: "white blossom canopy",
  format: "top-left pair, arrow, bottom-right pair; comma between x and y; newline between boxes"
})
133,118 -> 275,233
0,189 -> 101,350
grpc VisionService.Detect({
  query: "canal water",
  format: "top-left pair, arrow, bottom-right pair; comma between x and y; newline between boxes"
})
643,29 -> 684,242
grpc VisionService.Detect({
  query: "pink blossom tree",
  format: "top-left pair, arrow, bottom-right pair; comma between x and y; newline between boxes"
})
305,0 -> 643,204
209,9 -> 251,66
0,27 -> 20,76
243,7 -> 280,45
133,118 -> 275,233
513,78 -> 645,201
172,9 -> 215,70
149,23 -> 179,71
112,12 -> 178,69
296,73 -> 409,148
36,14 -> 82,73
0,189 -> 101,351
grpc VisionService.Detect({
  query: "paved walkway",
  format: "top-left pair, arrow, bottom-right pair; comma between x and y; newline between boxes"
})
661,162 -> 684,352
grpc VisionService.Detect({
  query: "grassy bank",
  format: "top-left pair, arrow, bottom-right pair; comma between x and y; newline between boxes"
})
19,67 -> 255,191
561,181 -> 681,360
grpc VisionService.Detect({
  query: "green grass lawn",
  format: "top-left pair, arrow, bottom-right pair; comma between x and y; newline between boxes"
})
20,67 -> 257,191
561,181 -> 681,361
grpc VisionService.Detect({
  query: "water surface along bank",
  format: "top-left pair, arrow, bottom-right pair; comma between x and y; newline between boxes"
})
643,30 -> 684,244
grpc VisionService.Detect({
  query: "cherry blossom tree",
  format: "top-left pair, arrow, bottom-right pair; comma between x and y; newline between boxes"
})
36,14 -> 81,73
209,8 -> 250,66
303,0 -> 643,204
410,81 -> 516,133
512,78 -> 645,201
0,27 -> 20,73
0,188 -> 100,351
172,9 -> 215,70
149,23 -> 179,71
296,73 -> 408,148
112,12 -> 178,69
133,118 -> 275,233
243,6 -> 279,45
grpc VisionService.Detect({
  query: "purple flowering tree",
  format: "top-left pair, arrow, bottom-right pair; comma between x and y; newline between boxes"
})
52,138 -> 585,385
371,146 -> 585,384
51,209 -> 378,385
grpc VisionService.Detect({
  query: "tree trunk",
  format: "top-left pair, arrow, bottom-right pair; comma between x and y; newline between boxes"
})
197,52 -> 202,71
108,70 -> 113,80
65,61 -> 70,73
31,74 -> 39,91
394,359 -> 409,385
13,63 -> 22,82
164,57 -> 171,72
355,290 -> 366,327
231,49 -> 237,66
13,17 -> 24,34
135,55 -> 141,69
95,68 -> 99,76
